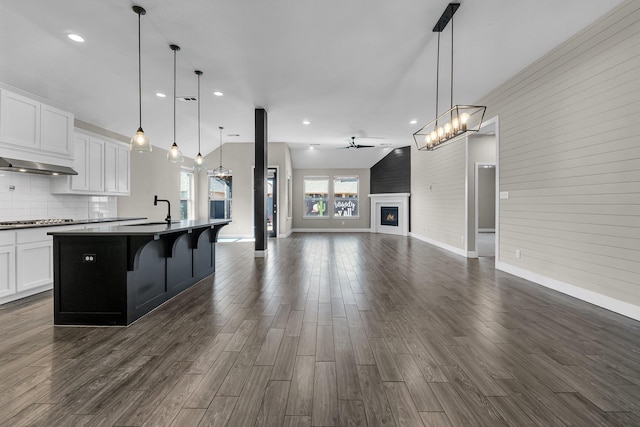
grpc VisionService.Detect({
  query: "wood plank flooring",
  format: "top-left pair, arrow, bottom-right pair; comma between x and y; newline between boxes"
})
1,232 -> 640,426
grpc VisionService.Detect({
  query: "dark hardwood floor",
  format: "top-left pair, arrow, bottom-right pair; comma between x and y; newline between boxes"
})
1,233 -> 640,426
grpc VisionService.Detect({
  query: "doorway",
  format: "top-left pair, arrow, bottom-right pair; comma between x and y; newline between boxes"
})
267,168 -> 277,238
475,163 -> 496,257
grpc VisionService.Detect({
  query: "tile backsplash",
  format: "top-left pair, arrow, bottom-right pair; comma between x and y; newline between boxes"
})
0,172 -> 117,221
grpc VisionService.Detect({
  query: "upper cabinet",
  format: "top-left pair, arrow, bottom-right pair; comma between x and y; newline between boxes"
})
51,130 -> 129,196
40,104 -> 73,156
0,89 -> 73,159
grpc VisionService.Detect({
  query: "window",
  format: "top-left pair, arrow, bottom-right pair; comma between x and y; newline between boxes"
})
333,176 -> 359,217
209,175 -> 232,219
180,169 -> 194,220
303,176 -> 329,217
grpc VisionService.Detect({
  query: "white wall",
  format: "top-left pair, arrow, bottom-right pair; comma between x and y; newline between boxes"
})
117,147 -> 184,223
292,168 -> 371,231
484,1 -> 640,318
410,0 -> 640,319
410,141 -> 466,253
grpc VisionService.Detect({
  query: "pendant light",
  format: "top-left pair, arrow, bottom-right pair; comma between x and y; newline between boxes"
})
413,3 -> 486,151
193,70 -> 206,172
130,5 -> 151,152
167,44 -> 184,163
212,127 -> 230,177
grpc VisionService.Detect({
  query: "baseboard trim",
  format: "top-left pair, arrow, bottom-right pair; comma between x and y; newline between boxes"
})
0,286 -> 50,306
291,228 -> 371,233
496,261 -> 640,322
277,229 -> 293,239
254,250 -> 267,258
409,232 -> 467,257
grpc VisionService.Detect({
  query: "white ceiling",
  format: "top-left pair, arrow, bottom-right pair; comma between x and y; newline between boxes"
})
0,0 -> 623,168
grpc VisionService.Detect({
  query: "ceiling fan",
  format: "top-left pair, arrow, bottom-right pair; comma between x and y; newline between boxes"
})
341,136 -> 374,149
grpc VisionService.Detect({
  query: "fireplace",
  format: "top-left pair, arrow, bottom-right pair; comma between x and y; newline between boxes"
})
380,206 -> 398,227
368,193 -> 410,236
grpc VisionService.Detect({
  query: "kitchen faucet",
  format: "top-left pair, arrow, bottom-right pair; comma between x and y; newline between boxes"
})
153,195 -> 171,226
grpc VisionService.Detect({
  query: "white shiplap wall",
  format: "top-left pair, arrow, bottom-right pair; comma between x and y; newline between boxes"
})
411,140 -> 466,253
480,1 -> 640,316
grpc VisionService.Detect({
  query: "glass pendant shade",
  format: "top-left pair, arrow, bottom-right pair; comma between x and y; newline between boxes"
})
131,127 -> 151,152
194,152 -> 206,171
130,6 -> 151,152
212,126 -> 230,177
167,142 -> 184,163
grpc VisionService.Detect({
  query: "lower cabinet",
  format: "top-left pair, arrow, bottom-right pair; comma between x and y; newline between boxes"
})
16,240 -> 53,292
0,245 -> 16,299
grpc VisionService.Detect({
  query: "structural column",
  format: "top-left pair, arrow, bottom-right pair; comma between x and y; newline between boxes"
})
254,108 -> 268,257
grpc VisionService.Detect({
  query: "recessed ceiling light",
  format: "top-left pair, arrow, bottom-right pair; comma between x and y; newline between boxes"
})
303,120 -> 310,125
410,119 -> 417,124
213,91 -> 224,97
155,92 -> 166,98
67,33 -> 85,43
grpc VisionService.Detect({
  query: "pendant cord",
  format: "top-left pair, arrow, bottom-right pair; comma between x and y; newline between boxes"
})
219,127 -> 223,168
450,15 -> 454,111
435,31 -> 440,125
137,12 -> 142,128
173,49 -> 177,144
197,73 -> 201,153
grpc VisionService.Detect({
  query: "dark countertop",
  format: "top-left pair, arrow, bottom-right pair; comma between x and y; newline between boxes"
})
0,217 -> 147,231
47,219 -> 231,237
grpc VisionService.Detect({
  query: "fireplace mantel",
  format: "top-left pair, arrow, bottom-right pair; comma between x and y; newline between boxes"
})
368,193 -> 410,236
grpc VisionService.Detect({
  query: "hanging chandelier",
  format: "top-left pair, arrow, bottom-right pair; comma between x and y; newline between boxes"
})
212,126 -> 230,177
413,3 -> 486,151
167,44 -> 184,163
130,5 -> 151,152
193,70 -> 206,172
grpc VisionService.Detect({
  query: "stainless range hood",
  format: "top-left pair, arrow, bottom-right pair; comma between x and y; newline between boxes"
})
0,157 -> 78,176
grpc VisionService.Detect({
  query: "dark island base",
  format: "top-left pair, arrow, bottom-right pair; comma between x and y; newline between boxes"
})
53,223 -> 227,326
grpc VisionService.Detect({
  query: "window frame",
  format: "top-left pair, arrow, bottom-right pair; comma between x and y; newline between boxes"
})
180,168 -> 195,220
333,175 -> 359,218
303,176 -> 330,219
208,173 -> 233,220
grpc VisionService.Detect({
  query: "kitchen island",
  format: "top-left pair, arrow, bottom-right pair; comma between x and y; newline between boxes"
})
49,219 -> 230,326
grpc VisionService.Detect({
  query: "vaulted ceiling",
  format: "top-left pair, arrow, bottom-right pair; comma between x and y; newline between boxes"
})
0,0 -> 623,168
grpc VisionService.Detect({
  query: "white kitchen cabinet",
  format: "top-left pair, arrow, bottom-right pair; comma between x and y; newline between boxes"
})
104,141 -> 129,194
40,104 -> 73,156
70,134 -> 89,191
88,137 -> 105,192
13,228 -> 52,295
0,234 -> 16,300
51,133 -> 120,195
117,145 -> 130,193
0,88 -> 73,159
16,240 -> 53,292
0,89 -> 40,149
104,141 -> 118,192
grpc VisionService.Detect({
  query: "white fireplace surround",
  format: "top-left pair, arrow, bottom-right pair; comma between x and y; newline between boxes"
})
368,193 -> 410,236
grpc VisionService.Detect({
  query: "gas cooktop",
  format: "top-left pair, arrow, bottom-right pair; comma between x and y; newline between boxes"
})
0,218 -> 75,227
